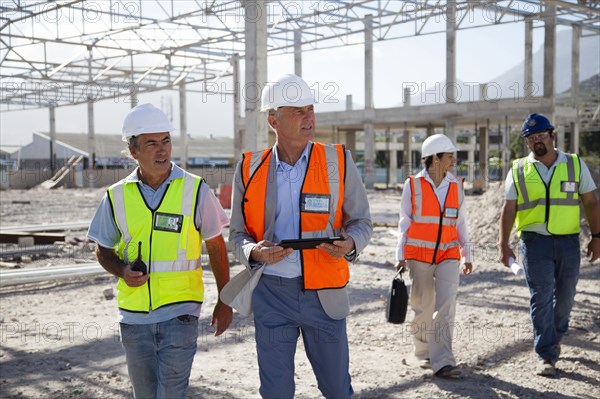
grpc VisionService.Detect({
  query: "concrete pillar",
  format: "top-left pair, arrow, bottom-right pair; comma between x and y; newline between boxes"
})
403,123 -> 411,181
244,0 -> 268,151
571,122 -> 579,154
346,94 -> 353,111
49,105 -> 56,172
543,1 -> 556,99
332,125 -> 339,144
87,47 -> 95,170
502,116 -> 510,180
571,24 -> 580,153
363,14 -> 375,189
479,83 -> 488,101
231,54 -> 242,160
387,128 -> 397,187
446,0 -> 457,104
346,130 -> 356,156
87,99 -> 95,170
556,124 -> 565,151
524,18 -> 534,98
294,30 -> 302,77
445,118 -> 456,142
178,81 -> 188,168
403,87 -> 411,106
364,15 -> 374,109
363,123 -> 375,189
426,124 -> 435,136
468,132 -> 475,183
476,126 -> 488,190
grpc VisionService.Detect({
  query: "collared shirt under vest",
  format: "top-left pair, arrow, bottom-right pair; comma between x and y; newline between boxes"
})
405,175 -> 464,264
241,142 -> 348,290
107,171 -> 204,313
512,153 -> 581,236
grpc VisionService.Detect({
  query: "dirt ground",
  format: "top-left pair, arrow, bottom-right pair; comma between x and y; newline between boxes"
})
0,185 -> 599,399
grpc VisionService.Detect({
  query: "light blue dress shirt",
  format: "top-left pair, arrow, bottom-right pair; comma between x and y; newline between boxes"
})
262,144 -> 310,278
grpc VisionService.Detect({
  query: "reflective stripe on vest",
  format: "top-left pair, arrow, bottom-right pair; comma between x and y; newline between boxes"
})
241,142 -> 349,290
108,172 -> 204,312
512,153 -> 581,236
404,176 -> 462,264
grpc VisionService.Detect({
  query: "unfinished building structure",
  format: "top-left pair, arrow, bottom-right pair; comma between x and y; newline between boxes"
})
1,1 -> 598,189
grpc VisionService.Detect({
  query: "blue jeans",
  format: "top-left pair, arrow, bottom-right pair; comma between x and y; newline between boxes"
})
253,275 -> 353,399
520,232 -> 580,362
119,315 -> 199,399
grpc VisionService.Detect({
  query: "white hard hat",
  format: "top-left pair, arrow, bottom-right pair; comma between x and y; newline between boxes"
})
122,103 -> 174,142
421,134 -> 458,158
260,74 -> 318,112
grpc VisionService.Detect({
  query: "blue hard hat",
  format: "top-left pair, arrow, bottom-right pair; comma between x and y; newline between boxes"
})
521,113 -> 554,137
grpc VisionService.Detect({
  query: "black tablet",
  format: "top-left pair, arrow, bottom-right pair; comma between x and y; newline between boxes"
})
278,237 -> 342,250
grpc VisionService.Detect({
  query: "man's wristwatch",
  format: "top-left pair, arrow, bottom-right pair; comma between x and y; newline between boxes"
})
346,248 -> 357,257
592,232 -> 600,239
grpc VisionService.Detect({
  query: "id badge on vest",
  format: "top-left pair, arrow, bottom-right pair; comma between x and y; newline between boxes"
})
154,212 -> 183,233
444,207 -> 458,219
301,194 -> 331,214
561,181 -> 578,193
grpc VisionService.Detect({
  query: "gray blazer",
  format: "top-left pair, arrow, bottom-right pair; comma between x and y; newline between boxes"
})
229,142 -> 373,319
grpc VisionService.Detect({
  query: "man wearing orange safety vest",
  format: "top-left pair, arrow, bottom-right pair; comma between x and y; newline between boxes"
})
229,74 -> 372,399
394,134 -> 473,379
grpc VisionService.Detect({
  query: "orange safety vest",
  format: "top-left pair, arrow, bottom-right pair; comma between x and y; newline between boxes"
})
241,142 -> 349,290
404,176 -> 463,264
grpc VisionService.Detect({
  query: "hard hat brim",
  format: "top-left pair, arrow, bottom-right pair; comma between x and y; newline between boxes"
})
260,97 -> 317,112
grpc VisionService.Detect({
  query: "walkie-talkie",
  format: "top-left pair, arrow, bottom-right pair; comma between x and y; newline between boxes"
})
130,241 -> 148,275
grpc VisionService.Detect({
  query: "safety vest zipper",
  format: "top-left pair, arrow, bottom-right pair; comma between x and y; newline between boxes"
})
431,181 -> 450,265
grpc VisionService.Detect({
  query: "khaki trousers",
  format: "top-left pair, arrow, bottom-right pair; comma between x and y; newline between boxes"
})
408,259 -> 460,373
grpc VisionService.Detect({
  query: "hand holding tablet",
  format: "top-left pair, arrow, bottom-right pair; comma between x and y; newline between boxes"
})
278,237 -> 342,250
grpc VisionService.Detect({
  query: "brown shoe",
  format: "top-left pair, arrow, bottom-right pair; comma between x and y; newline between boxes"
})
535,360 -> 556,377
435,365 -> 462,379
419,359 -> 431,369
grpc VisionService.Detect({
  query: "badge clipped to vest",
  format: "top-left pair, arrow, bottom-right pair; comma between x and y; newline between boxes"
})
444,207 -> 458,218
561,181 -> 578,193
154,212 -> 183,233
301,194 -> 331,214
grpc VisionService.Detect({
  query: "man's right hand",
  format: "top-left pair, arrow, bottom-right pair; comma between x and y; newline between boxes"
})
250,240 -> 294,265
499,245 -> 516,268
122,264 -> 149,287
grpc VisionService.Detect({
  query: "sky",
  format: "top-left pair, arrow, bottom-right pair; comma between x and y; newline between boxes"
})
1,13 -> 591,147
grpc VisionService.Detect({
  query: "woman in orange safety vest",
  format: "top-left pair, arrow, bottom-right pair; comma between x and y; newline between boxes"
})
394,134 -> 474,379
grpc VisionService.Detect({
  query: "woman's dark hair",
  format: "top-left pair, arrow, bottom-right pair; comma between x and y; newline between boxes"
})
424,152 -> 445,170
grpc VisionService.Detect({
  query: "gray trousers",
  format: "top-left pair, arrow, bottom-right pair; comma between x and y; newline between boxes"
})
408,259 -> 461,373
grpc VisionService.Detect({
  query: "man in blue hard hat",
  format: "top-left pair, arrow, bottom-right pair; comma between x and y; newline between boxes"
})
499,113 -> 600,377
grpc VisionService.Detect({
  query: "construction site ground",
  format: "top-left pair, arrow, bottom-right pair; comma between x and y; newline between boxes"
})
0,184 -> 599,399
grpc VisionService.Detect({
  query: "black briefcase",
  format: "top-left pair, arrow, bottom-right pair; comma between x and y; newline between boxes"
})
386,266 -> 409,324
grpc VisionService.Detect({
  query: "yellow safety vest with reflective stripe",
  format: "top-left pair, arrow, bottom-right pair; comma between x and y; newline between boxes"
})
512,154 -> 581,236
107,172 -> 204,312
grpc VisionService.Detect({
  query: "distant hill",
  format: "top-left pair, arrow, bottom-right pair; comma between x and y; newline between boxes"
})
490,29 -> 599,98
408,29 -> 599,105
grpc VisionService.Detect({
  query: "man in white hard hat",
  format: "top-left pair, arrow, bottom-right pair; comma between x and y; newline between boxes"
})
87,103 -> 232,398
228,74 -> 372,398
394,133 -> 473,379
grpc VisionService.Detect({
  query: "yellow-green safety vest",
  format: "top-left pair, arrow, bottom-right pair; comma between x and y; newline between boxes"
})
107,172 -> 204,312
512,154 -> 581,236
